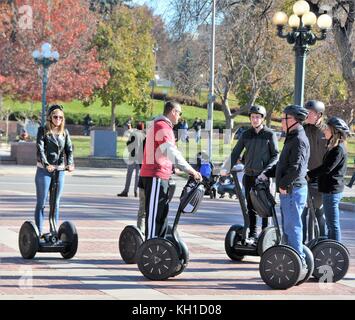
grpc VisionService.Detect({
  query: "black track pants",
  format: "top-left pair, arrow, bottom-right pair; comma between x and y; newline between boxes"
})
141,177 -> 170,240
243,174 -> 269,236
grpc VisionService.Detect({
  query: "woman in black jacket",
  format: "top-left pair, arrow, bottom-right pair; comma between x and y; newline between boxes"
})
307,117 -> 349,241
35,104 -> 74,236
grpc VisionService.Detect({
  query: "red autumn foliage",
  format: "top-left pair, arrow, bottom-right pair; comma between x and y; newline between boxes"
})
0,0 -> 109,102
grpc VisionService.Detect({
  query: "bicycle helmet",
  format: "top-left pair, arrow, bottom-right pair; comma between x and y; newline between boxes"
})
283,104 -> 308,122
327,116 -> 350,135
248,105 -> 267,118
304,100 -> 325,114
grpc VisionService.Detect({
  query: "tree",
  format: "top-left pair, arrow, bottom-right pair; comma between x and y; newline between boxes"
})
0,0 -> 12,36
0,0 -> 109,104
92,5 -> 154,131
304,0 -> 354,127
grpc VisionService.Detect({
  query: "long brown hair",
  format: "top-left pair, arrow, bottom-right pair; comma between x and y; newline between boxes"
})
327,125 -> 347,150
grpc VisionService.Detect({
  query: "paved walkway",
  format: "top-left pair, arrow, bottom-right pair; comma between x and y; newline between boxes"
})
0,166 -> 354,300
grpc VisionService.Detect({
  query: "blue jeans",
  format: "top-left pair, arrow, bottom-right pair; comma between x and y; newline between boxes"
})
34,167 -> 65,234
322,192 -> 343,241
280,185 -> 308,262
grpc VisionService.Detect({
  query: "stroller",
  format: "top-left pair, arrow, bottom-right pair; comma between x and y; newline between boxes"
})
210,164 -> 243,199
196,151 -> 218,198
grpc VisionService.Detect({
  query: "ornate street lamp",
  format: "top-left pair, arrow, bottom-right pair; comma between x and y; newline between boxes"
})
272,0 -> 332,106
32,43 -> 59,127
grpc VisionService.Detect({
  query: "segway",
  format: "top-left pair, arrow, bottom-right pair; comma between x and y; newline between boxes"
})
306,190 -> 349,282
19,168 -> 78,259
258,190 -> 314,289
136,178 -> 205,280
118,179 -> 177,264
224,170 -> 280,261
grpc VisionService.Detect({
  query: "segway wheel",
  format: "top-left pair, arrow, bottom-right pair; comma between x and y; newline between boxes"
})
296,245 -> 314,285
259,245 -> 302,290
18,221 -> 39,259
119,225 -> 144,264
58,221 -> 78,259
257,226 -> 279,256
312,240 -> 349,282
171,239 -> 189,277
137,238 -> 179,280
224,225 -> 245,261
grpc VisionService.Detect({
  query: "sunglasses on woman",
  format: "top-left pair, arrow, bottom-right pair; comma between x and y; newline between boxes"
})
52,115 -> 64,120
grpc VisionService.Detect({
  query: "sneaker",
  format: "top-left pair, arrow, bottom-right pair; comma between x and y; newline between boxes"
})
117,191 -> 128,197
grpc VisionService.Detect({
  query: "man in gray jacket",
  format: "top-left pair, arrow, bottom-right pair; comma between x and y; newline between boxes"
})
302,100 -> 327,242
222,105 -> 279,239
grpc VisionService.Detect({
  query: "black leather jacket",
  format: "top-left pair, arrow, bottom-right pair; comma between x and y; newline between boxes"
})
36,126 -> 74,168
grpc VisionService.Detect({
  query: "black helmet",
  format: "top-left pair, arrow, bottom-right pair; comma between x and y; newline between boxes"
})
47,104 -> 64,117
248,105 -> 266,118
283,104 -> 308,122
304,100 -> 325,113
327,116 -> 349,135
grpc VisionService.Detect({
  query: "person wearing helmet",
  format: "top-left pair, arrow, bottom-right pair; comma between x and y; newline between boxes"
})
35,104 -> 74,236
302,100 -> 327,242
307,116 -> 349,241
221,105 -> 279,239
260,105 -> 310,267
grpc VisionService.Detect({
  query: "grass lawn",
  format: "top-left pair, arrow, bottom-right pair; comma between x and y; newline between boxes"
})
72,134 -> 355,168
342,197 -> 355,204
3,97 -> 282,129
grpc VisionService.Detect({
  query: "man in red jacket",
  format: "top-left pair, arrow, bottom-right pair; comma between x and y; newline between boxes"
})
140,101 -> 202,240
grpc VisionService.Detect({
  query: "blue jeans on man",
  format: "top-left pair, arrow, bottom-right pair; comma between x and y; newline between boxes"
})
280,185 -> 308,263
322,192 -> 343,241
35,167 -> 65,235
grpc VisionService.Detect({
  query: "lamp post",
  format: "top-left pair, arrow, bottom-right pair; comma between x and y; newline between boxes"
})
32,43 -> 59,127
207,0 -> 216,162
272,0 -> 332,107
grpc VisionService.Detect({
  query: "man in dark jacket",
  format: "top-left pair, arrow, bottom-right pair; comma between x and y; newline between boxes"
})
222,105 -> 279,239
302,100 -> 327,242
259,105 -> 310,266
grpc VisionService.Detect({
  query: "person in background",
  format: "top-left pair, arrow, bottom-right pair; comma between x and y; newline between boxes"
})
83,114 -> 93,136
192,117 -> 203,143
117,121 -> 145,198
347,160 -> 355,188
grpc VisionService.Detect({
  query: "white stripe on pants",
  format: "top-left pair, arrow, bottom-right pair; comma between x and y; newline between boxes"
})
147,177 -> 160,239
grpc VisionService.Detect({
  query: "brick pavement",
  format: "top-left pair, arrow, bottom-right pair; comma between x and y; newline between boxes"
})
0,167 -> 355,300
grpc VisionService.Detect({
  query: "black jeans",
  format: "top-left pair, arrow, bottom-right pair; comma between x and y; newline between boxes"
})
243,174 -> 269,236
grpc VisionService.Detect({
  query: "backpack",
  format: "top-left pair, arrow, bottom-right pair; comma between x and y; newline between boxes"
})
249,180 -> 276,218
179,178 -> 205,214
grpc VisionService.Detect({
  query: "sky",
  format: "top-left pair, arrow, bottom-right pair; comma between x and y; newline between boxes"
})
131,0 -> 171,21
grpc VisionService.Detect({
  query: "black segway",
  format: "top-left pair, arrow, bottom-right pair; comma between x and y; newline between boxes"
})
19,168 -> 78,259
118,179 -> 177,264
306,190 -> 350,282
258,190 -> 314,289
136,178 -> 205,280
224,170 -> 280,261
